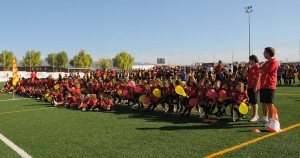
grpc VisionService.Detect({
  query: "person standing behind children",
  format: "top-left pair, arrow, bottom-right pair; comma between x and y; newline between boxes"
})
246,55 -> 261,122
257,47 -> 278,126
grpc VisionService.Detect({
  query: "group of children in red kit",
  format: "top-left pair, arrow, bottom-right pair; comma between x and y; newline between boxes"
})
2,75 -> 250,121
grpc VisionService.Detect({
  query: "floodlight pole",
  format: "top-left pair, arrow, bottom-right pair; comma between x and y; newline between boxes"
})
3,50 -> 5,71
30,50 -> 32,72
53,52 -> 55,75
245,6 -> 253,57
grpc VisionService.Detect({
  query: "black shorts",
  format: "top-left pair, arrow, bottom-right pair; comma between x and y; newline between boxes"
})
260,89 -> 275,104
247,88 -> 258,105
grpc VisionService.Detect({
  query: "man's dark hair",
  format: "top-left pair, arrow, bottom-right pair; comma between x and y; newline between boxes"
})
249,55 -> 259,63
265,47 -> 275,57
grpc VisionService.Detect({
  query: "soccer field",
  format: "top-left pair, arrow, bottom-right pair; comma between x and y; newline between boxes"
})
0,84 -> 300,157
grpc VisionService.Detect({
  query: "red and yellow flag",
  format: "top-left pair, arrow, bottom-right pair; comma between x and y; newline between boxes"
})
12,58 -> 19,86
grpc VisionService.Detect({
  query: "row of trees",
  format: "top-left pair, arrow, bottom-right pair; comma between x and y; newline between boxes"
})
0,50 -> 135,71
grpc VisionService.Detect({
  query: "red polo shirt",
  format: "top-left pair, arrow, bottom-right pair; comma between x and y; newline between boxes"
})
247,64 -> 261,89
260,58 -> 278,89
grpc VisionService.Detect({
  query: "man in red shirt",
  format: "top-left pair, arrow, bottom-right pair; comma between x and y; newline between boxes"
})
246,55 -> 261,122
257,47 -> 278,126
31,70 -> 36,79
215,60 -> 224,81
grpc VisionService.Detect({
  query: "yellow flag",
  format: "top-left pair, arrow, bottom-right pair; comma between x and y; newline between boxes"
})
12,58 -> 19,86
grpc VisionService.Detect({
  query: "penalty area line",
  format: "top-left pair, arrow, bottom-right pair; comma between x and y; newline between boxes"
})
0,98 -> 30,102
0,133 -> 32,158
0,107 -> 54,116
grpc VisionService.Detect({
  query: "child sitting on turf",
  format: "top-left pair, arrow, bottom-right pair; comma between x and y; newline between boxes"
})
79,94 -> 90,111
54,92 -> 75,107
100,95 -> 114,111
0,81 -> 10,93
232,82 -> 249,121
89,94 -> 99,111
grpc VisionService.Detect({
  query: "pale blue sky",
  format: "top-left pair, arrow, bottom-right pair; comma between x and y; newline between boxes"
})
1,0 -> 300,65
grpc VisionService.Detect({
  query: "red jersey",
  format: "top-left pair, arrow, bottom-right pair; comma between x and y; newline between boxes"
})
215,64 -> 223,74
96,70 -> 101,77
187,86 -> 197,97
260,58 -> 278,89
235,91 -> 249,103
247,64 -> 261,89
229,89 -> 237,101
31,72 -> 36,78
166,85 -> 175,95
197,87 -> 205,99
71,88 -> 81,94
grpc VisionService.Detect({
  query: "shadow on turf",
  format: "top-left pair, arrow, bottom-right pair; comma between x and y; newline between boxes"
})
135,120 -> 260,131
112,104 -> 260,130
113,104 -> 202,124
20,100 -> 261,130
237,129 -> 270,133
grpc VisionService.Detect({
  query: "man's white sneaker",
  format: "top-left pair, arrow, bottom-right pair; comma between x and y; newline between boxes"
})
259,119 -> 269,126
264,121 -> 271,127
250,116 -> 259,122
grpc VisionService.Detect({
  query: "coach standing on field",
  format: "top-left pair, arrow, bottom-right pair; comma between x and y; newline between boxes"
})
257,47 -> 278,126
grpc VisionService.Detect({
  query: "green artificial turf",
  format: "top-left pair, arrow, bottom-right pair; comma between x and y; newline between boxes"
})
0,82 -> 300,157
0,140 -> 19,158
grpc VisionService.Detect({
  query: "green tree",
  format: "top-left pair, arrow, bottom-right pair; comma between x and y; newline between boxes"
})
0,50 -> 15,70
21,50 -> 43,68
46,51 -> 68,71
96,58 -> 111,70
69,50 -> 93,68
113,51 -> 134,70
45,52 -> 58,67
56,51 -> 68,68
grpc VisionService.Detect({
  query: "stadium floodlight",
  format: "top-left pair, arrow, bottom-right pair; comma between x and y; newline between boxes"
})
245,6 -> 253,57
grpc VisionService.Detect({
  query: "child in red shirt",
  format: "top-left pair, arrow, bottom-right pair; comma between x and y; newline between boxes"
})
232,82 -> 249,121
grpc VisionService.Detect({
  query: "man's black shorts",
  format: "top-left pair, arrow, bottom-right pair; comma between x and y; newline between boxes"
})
247,88 -> 258,105
260,88 -> 275,104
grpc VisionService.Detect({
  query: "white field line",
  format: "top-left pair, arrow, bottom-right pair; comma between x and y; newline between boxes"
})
0,98 -> 30,102
0,133 -> 32,158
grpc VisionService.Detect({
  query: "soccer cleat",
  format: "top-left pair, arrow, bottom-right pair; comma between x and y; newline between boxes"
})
237,117 -> 243,121
53,100 -> 58,106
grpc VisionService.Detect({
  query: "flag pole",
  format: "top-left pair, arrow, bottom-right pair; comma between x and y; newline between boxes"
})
13,86 -> 15,99
12,57 -> 19,100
